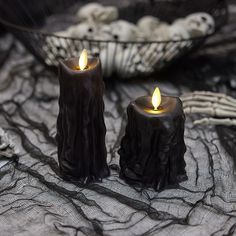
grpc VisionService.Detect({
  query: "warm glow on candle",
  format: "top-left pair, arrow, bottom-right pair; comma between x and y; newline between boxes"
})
152,87 -> 161,110
79,49 -> 88,70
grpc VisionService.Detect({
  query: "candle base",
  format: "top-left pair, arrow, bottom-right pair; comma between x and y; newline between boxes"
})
118,97 -> 187,191
59,166 -> 110,184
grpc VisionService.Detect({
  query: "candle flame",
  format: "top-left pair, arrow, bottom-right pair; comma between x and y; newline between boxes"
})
79,49 -> 88,70
152,87 -> 161,110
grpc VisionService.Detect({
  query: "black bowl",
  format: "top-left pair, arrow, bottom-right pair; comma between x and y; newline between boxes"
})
0,0 -> 228,79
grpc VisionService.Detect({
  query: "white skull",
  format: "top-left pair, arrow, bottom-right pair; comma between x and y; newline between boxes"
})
168,24 -> 190,41
77,3 -> 118,23
137,16 -> 161,36
172,18 -> 186,27
110,20 -> 139,42
69,21 -> 98,39
185,12 -> 215,37
150,23 -> 170,41
94,24 -> 113,41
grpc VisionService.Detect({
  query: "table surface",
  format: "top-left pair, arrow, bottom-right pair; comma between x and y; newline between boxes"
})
0,3 -> 236,236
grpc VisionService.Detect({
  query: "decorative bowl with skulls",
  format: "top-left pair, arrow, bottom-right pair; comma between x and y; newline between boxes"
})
0,0 -> 228,79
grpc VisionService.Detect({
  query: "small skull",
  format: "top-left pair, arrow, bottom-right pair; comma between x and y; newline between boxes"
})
77,3 -> 118,23
94,24 -> 113,41
137,16 -> 161,36
151,23 -> 170,41
168,25 -> 190,41
172,18 -> 187,28
69,21 -> 98,39
185,12 -> 215,37
110,20 -> 139,42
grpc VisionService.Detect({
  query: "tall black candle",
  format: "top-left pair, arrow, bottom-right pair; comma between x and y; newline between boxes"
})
57,50 -> 109,183
118,88 -> 187,191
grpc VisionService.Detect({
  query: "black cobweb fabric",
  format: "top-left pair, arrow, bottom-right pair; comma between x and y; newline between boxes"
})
0,5 -> 236,233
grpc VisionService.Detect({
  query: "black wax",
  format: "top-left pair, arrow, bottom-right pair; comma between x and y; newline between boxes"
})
57,57 -> 109,183
118,96 -> 187,191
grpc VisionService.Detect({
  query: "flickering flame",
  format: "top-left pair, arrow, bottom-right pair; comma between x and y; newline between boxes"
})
79,49 -> 88,70
152,87 -> 161,110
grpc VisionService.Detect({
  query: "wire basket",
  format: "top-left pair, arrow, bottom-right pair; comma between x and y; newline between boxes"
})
0,0 -> 228,79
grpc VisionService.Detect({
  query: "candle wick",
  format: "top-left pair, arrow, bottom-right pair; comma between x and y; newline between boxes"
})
74,65 -> 89,71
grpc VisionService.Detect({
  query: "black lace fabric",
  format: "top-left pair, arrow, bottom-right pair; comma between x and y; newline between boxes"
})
0,3 -> 236,235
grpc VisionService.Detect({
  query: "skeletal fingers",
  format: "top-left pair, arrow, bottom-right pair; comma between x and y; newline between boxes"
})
181,91 -> 236,126
194,118 -> 236,126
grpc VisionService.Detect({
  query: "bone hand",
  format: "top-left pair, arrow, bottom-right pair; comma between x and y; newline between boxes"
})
184,107 -> 236,117
194,118 -> 236,126
181,91 -> 236,107
183,102 -> 236,113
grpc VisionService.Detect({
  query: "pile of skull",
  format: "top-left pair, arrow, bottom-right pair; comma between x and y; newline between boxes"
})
44,2 -> 215,78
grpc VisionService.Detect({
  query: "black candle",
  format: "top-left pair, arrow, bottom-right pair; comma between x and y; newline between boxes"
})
57,50 -> 109,183
118,88 -> 187,191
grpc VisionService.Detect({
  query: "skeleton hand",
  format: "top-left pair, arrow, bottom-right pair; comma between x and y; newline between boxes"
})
180,91 -> 236,126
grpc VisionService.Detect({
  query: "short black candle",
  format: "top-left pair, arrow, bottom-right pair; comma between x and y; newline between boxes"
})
118,94 -> 187,191
57,54 -> 109,183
